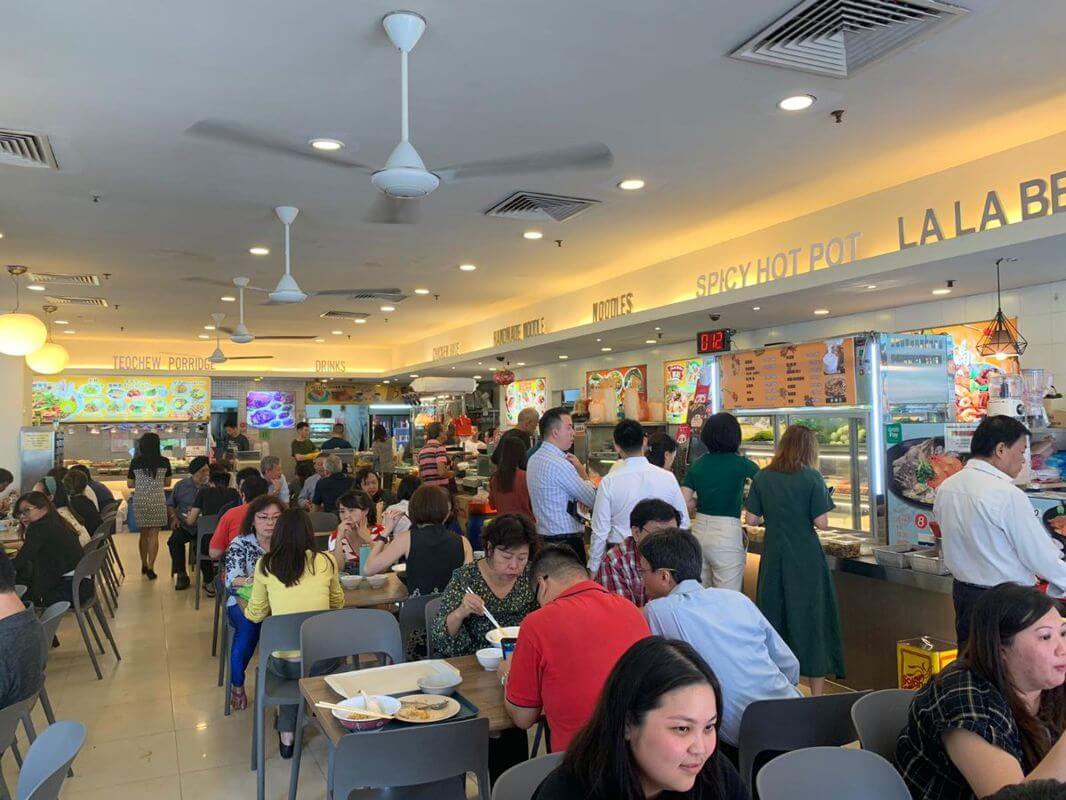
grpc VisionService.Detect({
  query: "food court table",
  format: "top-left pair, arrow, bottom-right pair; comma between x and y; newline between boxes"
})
299,654 -> 511,747
236,572 -> 409,611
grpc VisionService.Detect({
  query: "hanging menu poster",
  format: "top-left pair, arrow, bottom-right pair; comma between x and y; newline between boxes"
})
586,365 -> 647,417
31,376 -> 211,423
720,339 -> 857,410
504,378 -> 548,427
663,358 -> 715,443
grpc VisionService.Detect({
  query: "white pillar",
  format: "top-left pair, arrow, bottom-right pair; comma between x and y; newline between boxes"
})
0,356 -> 31,487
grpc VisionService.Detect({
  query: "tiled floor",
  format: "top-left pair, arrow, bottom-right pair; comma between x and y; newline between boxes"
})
3,533 -> 332,799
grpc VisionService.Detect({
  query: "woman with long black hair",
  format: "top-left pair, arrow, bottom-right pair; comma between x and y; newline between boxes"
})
534,636 -> 748,799
127,432 -> 172,579
897,583 -> 1066,799
11,491 -> 88,607
489,433 -> 535,521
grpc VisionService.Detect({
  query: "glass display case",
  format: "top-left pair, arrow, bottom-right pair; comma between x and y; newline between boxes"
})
582,422 -> 666,476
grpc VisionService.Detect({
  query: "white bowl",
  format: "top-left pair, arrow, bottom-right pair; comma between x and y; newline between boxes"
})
391,563 -> 407,574
476,647 -> 503,671
331,694 -> 402,732
416,673 -> 463,696
340,574 -> 364,590
366,574 -> 388,589
485,626 -> 520,646
473,550 -> 485,560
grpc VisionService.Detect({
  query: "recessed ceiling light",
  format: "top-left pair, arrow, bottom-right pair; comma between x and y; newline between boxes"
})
654,326 -> 661,331
314,338 -> 325,343
198,334 -> 210,340
617,178 -> 645,191
777,94 -> 816,112
414,288 -> 430,295
63,330 -> 75,335
27,284 -> 44,292
409,374 -> 419,378
249,246 -> 270,256
558,354 -> 568,360
380,305 -> 395,312
354,318 -> 367,324
383,379 -> 391,384
221,295 -> 236,302
595,338 -> 602,342
254,377 -> 263,382
331,330 -> 344,335
645,339 -> 656,344
489,367 -> 498,371
601,347 -> 612,352
516,362 -> 526,366
932,287 -> 952,295
55,320 -> 68,325
0,232 -> 4,239
866,284 -> 878,290
204,325 -> 215,330
473,375 -> 482,380
752,306 -> 761,311
309,138 -> 344,151
458,263 -> 477,272
813,308 -> 830,315
523,231 -> 543,240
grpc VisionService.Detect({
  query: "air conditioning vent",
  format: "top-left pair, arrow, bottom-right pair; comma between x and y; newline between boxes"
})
0,129 -> 59,169
485,191 -> 599,223
730,0 -> 968,78
44,295 -> 108,308
345,290 -> 407,301
27,271 -> 101,286
320,310 -> 371,319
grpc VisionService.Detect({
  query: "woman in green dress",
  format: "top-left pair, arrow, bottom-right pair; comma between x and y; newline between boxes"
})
744,424 -> 844,695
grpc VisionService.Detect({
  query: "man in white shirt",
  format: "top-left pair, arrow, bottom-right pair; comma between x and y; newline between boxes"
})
934,414 -> 1066,646
587,420 -> 689,574
260,455 -> 290,505
640,527 -> 801,758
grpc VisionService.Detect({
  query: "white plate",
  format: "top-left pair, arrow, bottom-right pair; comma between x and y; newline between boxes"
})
325,660 -> 462,698
394,694 -> 461,724
485,626 -> 520,646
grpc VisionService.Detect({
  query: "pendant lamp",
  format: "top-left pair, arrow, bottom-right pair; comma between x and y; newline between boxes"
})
0,266 -> 47,356
976,257 -> 1027,360
25,304 -> 70,375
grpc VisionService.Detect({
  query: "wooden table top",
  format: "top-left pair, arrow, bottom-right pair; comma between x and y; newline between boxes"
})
342,573 -> 409,608
299,654 -> 511,746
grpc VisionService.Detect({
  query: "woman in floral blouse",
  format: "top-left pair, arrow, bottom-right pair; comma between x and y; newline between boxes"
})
431,513 -> 538,657
224,494 -> 284,711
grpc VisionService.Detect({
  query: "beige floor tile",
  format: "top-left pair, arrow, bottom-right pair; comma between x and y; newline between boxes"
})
60,731 -> 179,793
174,716 -> 260,773
61,774 -> 183,800
77,697 -> 176,744
171,689 -> 239,730
179,753 -> 326,800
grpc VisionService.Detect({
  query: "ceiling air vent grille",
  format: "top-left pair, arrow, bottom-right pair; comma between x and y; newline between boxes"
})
485,191 -> 599,223
729,0 -> 968,78
0,129 -> 59,169
344,290 -> 407,302
320,310 -> 371,319
27,271 -> 101,286
44,295 -> 109,308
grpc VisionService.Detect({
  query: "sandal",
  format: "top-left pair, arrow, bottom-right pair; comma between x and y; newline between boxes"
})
230,686 -> 248,711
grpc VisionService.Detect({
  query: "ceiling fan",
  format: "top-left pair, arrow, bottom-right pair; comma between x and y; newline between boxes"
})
206,314 -> 274,364
186,206 -> 405,304
218,278 -> 321,342
186,11 -> 613,224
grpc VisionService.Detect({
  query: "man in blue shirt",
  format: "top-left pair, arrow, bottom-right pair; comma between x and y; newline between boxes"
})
640,528 -> 801,758
320,423 -> 353,451
166,456 -> 211,591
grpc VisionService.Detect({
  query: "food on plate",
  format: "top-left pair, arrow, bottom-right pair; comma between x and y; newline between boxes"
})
126,389 -> 142,399
172,397 -> 189,411
173,382 -> 189,394
1049,515 -> 1066,534
250,409 -> 275,426
892,438 -> 964,504
189,387 -> 206,400
397,707 -> 431,721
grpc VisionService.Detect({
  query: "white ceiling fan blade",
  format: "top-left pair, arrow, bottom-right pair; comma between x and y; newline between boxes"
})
222,355 -> 275,360
248,334 -> 319,340
435,142 -> 613,183
309,287 -> 405,297
184,276 -> 261,290
366,193 -> 420,224
186,120 -> 373,171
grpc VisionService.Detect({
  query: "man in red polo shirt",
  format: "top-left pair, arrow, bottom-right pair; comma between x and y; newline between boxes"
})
500,543 -> 650,752
207,475 -> 269,558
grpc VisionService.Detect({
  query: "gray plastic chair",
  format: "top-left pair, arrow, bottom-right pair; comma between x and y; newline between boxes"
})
491,752 -> 563,800
0,696 -> 36,800
14,585 -> 26,599
851,689 -> 915,762
737,690 -> 870,790
398,592 -> 439,660
67,547 -> 121,680
288,608 -> 404,800
424,597 -> 442,659
193,515 -> 219,611
250,610 -> 327,800
35,603 -> 70,729
99,504 -> 124,580
16,720 -> 86,800
756,746 -> 909,800
83,532 -> 117,617
309,511 -> 338,533
329,715 -> 490,800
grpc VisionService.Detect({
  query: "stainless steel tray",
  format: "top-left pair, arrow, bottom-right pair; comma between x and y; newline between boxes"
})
873,543 -> 916,569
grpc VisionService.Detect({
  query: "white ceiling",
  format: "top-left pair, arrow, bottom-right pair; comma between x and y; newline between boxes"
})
2,0 -> 1066,349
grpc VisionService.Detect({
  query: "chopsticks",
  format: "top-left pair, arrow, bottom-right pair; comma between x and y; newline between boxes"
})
465,586 -> 504,636
314,701 -> 396,721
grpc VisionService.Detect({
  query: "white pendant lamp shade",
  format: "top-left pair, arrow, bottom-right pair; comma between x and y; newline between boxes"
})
25,341 -> 70,374
0,312 -> 47,356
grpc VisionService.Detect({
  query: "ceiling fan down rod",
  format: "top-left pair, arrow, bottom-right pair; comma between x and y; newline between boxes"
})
401,48 -> 409,143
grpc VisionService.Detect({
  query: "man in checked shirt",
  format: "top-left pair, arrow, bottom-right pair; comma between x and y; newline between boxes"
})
594,498 -> 682,607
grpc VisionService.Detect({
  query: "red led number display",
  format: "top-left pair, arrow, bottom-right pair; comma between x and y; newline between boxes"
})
696,329 -> 730,354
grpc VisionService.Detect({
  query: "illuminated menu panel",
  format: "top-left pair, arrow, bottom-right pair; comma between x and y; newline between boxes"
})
720,339 -> 857,409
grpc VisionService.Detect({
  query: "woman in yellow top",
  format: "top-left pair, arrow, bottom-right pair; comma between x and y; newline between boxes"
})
244,508 -> 344,758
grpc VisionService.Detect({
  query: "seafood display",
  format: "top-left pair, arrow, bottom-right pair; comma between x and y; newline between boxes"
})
246,391 -> 296,429
31,376 -> 210,422
890,437 -> 964,506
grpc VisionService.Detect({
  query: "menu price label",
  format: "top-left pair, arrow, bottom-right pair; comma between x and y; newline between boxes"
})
720,338 -> 857,410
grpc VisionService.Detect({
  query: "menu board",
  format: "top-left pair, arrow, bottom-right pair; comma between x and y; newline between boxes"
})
720,339 -> 857,410
31,376 -> 210,423
246,391 -> 296,429
906,319 -> 1018,423
586,365 -> 648,416
504,378 -> 547,427
305,381 -> 401,404
663,358 -> 714,443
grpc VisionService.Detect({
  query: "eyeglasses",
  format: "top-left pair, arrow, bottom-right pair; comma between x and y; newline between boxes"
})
254,513 -> 282,522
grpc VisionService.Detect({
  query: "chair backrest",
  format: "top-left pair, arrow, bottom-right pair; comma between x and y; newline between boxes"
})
755,746 -> 909,800
83,534 -> 110,554
738,690 -> 870,789
100,501 -> 119,519
309,511 -> 338,533
92,518 -> 115,539
17,720 -> 87,800
0,696 -> 36,753
331,715 -> 490,798
196,514 -> 219,545
15,585 -> 27,599
256,609 -> 328,679
38,602 -> 70,669
851,689 -> 914,762
398,593 -> 439,658
70,548 -> 109,611
300,608 -> 404,677
492,752 -> 563,800
424,597 -> 442,659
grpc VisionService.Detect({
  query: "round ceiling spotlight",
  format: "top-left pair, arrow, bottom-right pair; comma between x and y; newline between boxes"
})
458,263 -> 477,272
414,288 -> 430,295
777,94 -> 816,112
380,305 -> 395,312
249,246 -> 270,256
523,231 -> 543,240
26,284 -> 45,292
331,330 -> 344,335
354,318 -> 367,324
309,138 -> 344,151
813,308 -> 830,316
221,295 -> 236,302
617,178 -> 645,191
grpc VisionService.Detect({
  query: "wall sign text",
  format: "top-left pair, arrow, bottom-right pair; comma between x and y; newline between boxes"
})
431,343 -> 461,360
592,293 -> 634,322
113,355 -> 215,371
493,318 -> 546,347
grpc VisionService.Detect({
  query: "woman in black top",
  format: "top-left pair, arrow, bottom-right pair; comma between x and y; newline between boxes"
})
535,636 -> 749,800
63,469 -> 102,537
896,583 -> 1066,799
355,467 -> 391,524
127,432 -> 172,580
363,484 -> 471,595
11,492 -> 88,606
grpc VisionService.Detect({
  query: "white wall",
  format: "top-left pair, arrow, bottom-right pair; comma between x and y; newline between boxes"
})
502,279 -> 1066,420
0,357 -> 31,486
